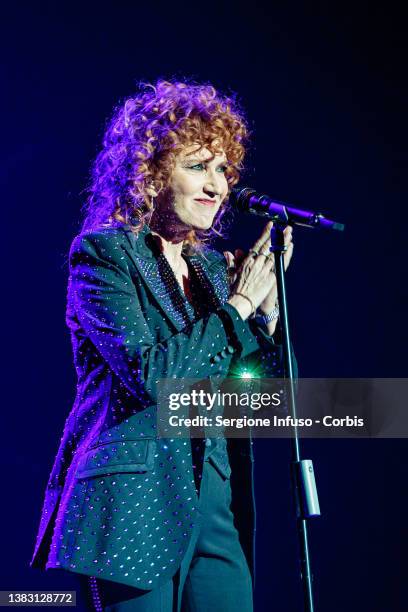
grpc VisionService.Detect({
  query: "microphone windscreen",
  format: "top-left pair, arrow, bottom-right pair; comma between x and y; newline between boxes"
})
229,187 -> 255,211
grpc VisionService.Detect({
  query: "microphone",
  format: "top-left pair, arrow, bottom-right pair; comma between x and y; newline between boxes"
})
229,187 -> 345,231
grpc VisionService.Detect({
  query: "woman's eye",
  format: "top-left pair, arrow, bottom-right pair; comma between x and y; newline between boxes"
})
186,163 -> 228,172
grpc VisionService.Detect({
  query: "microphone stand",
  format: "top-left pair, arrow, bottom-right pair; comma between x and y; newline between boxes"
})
270,221 -> 321,612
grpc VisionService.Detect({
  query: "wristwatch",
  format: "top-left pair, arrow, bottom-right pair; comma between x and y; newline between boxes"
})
256,305 -> 280,325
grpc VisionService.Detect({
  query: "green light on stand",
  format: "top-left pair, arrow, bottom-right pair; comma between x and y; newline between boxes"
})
240,370 -> 254,379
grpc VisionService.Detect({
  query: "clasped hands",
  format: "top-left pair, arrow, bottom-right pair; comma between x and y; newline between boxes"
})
225,221 -> 294,328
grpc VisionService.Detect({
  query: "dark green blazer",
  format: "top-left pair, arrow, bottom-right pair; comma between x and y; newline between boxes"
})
30,223 -> 285,590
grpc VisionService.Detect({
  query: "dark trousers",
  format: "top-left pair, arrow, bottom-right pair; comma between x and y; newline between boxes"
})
81,459 -> 253,612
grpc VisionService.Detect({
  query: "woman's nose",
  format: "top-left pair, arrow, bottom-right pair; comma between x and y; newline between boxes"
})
203,172 -> 222,197
203,185 -> 218,198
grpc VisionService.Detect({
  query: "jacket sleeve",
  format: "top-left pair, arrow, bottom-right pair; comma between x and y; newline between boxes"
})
246,320 -> 298,380
68,230 -> 274,403
214,254 -> 298,380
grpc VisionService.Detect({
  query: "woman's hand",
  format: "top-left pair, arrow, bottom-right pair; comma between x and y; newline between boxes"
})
225,222 -> 276,320
224,222 -> 294,323
258,224 -> 294,315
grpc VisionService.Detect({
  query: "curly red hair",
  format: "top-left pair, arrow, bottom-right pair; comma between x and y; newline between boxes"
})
81,79 -> 250,248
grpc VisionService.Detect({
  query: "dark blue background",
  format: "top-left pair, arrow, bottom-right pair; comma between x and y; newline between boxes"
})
3,2 -> 407,610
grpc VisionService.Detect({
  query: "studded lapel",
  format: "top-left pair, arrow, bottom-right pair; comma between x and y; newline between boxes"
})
187,255 -> 230,306
122,224 -> 230,332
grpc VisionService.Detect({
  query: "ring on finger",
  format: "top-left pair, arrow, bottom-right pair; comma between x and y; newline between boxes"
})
249,249 -> 259,257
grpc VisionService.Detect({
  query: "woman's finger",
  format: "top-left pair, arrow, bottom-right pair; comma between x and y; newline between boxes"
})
250,221 -> 273,255
283,231 -> 294,270
283,225 -> 293,246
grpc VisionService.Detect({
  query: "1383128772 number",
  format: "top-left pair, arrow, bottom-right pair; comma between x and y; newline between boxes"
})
1,592 -> 76,606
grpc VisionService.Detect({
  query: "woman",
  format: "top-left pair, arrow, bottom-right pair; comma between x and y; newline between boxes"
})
30,79 -> 293,611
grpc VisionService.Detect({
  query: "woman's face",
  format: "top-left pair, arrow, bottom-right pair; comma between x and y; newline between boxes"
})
157,143 -> 229,233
